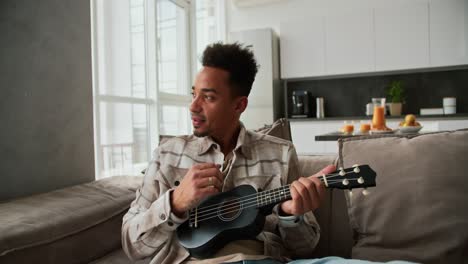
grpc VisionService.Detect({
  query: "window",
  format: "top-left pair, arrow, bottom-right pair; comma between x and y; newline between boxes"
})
156,0 -> 192,135
91,0 -> 225,179
195,0 -> 226,71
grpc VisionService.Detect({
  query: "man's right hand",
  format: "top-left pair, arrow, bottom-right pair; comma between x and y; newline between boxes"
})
171,163 -> 224,217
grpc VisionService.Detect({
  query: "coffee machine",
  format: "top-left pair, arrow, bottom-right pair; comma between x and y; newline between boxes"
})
291,90 -> 314,118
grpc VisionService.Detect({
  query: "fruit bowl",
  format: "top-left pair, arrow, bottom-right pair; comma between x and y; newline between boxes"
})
398,126 -> 422,133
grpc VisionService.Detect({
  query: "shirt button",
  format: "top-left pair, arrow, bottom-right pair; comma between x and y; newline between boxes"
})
160,213 -> 166,220
174,180 -> 180,186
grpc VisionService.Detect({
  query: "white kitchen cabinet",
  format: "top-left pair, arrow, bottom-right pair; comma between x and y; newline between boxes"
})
290,120 -> 343,155
374,2 -> 430,71
229,28 -> 280,129
438,120 -> 468,131
419,121 -> 439,132
280,17 -> 326,79
325,9 -> 374,75
279,1 -> 468,79
290,121 -> 324,155
429,0 -> 468,67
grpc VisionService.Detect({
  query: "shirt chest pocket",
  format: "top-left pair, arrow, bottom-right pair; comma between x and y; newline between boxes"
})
230,162 -> 284,191
156,165 -> 189,189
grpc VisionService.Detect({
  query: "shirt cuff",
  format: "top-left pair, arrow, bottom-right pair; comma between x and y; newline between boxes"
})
149,189 -> 188,232
167,189 -> 189,226
278,214 -> 303,228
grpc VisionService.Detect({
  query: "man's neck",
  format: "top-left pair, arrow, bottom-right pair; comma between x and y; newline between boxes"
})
213,123 -> 241,157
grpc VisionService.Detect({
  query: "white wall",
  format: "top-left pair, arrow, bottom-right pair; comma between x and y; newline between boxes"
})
227,0 -> 429,34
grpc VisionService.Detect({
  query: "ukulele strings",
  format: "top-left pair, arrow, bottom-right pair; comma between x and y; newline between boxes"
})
189,170 -> 356,217
189,174 -> 362,222
190,189 -> 292,224
189,177 -> 363,224
189,185 -> 291,221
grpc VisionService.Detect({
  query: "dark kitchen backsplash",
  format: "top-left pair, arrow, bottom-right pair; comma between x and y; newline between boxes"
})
285,68 -> 468,117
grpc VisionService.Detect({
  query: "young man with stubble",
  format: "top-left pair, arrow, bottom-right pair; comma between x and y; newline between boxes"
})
122,42 -> 335,264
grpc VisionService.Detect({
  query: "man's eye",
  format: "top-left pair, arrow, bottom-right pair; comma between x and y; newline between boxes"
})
191,92 -> 195,98
205,95 -> 214,100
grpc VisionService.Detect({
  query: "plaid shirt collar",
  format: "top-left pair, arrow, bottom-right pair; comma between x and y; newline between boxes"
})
197,123 -> 252,159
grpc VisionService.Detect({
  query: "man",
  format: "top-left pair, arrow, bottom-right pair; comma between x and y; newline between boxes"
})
122,42 -> 336,264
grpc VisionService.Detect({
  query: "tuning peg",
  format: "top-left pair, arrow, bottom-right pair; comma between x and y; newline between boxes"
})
342,179 -> 349,186
362,188 -> 370,196
352,164 -> 359,167
339,168 -> 346,176
348,190 -> 353,198
358,177 -> 364,184
354,166 -> 360,173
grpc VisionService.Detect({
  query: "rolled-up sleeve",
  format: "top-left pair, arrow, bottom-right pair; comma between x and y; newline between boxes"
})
276,145 -> 321,258
121,149 -> 188,261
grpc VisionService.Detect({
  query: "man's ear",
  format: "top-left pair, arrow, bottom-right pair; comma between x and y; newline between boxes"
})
235,96 -> 248,114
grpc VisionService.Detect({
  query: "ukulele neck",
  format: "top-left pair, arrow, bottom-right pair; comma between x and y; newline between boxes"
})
255,174 -> 330,208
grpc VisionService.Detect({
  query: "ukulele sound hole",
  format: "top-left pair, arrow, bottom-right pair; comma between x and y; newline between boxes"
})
217,197 -> 242,221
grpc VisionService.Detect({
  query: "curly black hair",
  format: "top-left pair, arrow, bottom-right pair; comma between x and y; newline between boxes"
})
201,42 -> 259,97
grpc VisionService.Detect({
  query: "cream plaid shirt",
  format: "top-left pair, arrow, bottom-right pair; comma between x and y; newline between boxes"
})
122,125 -> 320,264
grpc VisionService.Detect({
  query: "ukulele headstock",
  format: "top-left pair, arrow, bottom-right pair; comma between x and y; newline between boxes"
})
321,164 -> 376,191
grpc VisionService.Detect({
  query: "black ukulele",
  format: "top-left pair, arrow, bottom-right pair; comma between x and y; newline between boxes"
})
177,165 -> 376,258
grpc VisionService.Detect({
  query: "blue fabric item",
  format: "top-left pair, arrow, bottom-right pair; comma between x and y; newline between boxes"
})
225,259 -> 283,264
289,257 -> 418,264
225,257 -> 418,264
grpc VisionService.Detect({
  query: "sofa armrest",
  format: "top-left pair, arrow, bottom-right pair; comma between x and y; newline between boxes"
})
0,176 -> 142,264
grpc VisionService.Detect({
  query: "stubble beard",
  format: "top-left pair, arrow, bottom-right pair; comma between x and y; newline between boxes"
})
193,127 -> 210,137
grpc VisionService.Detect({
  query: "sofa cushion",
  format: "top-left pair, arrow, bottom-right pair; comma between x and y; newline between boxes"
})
297,155 -> 354,259
0,176 -> 142,264
339,129 -> 468,264
254,118 -> 292,142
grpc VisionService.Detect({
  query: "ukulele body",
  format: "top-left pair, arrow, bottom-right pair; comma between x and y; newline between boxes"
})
177,185 -> 265,258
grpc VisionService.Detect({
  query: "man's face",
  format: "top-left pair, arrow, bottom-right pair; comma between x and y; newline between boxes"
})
190,66 -> 245,138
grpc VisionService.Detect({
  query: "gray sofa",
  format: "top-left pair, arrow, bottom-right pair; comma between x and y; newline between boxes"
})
1,129 -> 467,264
0,155 -> 340,264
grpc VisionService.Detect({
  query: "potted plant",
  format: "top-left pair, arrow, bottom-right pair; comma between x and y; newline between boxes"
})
387,80 -> 405,116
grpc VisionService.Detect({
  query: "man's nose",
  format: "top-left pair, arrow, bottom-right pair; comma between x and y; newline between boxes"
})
190,96 -> 201,113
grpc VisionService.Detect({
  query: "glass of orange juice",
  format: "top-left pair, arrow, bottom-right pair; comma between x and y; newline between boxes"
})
359,120 -> 371,133
371,98 -> 386,130
342,120 -> 354,134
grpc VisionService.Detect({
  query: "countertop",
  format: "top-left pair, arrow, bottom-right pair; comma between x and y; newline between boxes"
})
315,131 -> 431,141
289,113 -> 468,122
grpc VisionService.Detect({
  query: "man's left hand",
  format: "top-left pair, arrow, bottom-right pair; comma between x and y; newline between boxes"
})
280,165 -> 336,216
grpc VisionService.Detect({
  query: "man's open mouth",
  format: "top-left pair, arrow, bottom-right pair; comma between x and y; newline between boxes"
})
191,115 -> 206,127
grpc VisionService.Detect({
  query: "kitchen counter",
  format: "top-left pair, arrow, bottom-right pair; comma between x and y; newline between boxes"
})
289,113 -> 468,122
315,131 -> 430,141
289,116 -> 468,155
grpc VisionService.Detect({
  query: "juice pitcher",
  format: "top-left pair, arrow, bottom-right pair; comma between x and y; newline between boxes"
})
371,98 -> 387,130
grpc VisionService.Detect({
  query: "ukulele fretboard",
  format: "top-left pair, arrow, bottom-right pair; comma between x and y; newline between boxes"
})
256,185 -> 291,208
